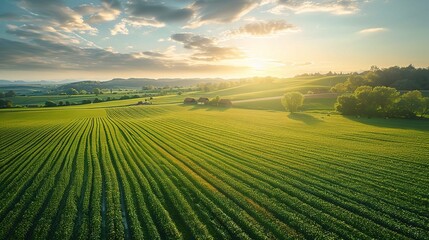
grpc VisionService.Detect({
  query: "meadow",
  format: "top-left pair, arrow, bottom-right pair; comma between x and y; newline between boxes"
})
1,76 -> 428,239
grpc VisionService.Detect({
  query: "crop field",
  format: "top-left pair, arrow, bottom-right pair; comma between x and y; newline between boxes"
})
1,103 -> 429,239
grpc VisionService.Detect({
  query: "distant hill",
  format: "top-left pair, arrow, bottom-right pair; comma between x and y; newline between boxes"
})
0,79 -> 79,86
57,78 -> 226,92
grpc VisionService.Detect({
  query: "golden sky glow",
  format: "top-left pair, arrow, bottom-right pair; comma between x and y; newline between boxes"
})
0,0 -> 428,80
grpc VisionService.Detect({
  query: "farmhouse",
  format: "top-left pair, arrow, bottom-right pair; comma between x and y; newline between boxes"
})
197,97 -> 209,104
183,98 -> 197,104
218,99 -> 232,107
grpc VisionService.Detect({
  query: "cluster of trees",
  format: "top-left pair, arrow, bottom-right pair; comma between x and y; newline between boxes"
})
0,90 -> 16,98
296,71 -> 348,77
331,65 -> 429,93
208,96 -> 221,106
45,99 -> 93,107
281,92 -> 304,113
65,88 -> 102,95
336,86 -> 429,118
197,80 -> 246,92
0,90 -> 16,107
117,94 -> 142,100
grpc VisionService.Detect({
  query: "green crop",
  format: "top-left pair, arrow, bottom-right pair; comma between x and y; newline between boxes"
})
1,104 -> 428,239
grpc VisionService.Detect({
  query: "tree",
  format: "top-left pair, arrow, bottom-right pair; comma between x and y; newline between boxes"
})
281,92 -> 304,113
421,97 -> 429,117
0,92 -> 5,98
45,101 -> 57,107
330,82 -> 347,93
93,98 -> 102,103
335,95 -> 358,115
93,88 -> 102,95
394,90 -> 424,118
142,85 -> 154,91
346,75 -> 371,92
0,99 -> 12,108
209,96 -> 220,106
80,90 -> 87,95
353,86 -> 377,116
5,90 -> 16,98
67,88 -> 79,95
371,86 -> 400,116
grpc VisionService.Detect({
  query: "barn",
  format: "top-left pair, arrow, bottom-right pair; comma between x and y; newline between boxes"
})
197,97 -> 209,104
183,98 -> 197,104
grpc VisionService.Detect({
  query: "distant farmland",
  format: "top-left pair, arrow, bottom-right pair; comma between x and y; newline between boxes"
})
1,103 -> 428,239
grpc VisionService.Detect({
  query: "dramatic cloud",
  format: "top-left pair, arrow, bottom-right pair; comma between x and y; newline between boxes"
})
272,0 -> 363,15
89,6 -> 121,23
75,0 -> 121,23
229,20 -> 298,36
1,0 -> 416,80
18,0 -> 96,33
188,0 -> 260,27
6,24 -> 80,45
0,37 -> 246,75
110,0 -> 192,35
127,0 -> 194,24
171,33 -> 243,61
359,27 -> 388,34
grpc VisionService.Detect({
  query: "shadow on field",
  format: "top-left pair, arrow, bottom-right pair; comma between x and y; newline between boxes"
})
182,104 -> 230,112
345,116 -> 429,131
288,113 -> 324,125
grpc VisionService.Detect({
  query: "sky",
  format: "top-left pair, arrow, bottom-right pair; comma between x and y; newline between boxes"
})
0,0 -> 428,81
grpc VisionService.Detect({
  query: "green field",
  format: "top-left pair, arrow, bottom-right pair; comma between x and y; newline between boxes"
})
1,77 -> 429,239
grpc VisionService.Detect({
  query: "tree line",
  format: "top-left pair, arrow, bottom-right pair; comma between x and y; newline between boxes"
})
331,65 -> 429,93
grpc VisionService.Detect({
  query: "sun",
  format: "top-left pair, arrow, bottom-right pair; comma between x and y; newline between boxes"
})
248,59 -> 267,71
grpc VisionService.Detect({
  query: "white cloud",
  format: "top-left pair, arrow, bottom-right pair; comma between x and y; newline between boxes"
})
0,37 -> 247,75
187,0 -> 261,28
359,27 -> 388,34
272,0 -> 364,15
19,0 -> 97,33
110,20 -> 128,35
228,20 -> 298,36
110,17 -> 166,36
